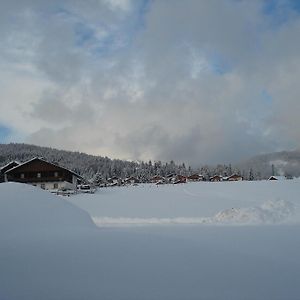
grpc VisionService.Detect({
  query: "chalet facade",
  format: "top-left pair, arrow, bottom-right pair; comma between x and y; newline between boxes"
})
4,157 -> 83,191
227,174 -> 243,181
187,174 -> 204,182
210,175 -> 222,182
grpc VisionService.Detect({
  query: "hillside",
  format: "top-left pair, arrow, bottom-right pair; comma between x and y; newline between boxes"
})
237,150 -> 300,179
1,143 -> 300,180
0,143 -> 188,181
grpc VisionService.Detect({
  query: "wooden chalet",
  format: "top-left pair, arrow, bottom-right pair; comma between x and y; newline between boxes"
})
210,175 -> 222,182
227,174 -> 243,181
268,176 -> 286,181
166,173 -> 176,183
173,174 -> 187,184
4,157 -> 83,191
124,176 -> 140,185
151,175 -> 165,183
187,174 -> 204,182
107,176 -> 121,186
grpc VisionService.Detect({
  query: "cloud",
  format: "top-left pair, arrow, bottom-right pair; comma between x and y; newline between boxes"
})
1,0 -> 300,165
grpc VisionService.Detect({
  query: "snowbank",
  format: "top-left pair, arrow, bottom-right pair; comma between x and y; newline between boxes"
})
0,182 -> 95,236
93,199 -> 296,226
213,198 -> 295,224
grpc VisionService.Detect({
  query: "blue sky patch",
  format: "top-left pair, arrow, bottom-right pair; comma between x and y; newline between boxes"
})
261,90 -> 273,105
263,0 -> 300,27
74,22 -> 96,47
0,125 -> 12,143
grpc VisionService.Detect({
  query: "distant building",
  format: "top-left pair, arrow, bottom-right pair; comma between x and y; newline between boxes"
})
187,174 -> 204,182
124,176 -> 140,185
107,176 -> 121,186
210,175 -> 223,182
151,175 -> 165,183
166,173 -> 176,183
227,174 -> 243,181
268,176 -> 286,181
173,174 -> 187,184
4,157 -> 83,191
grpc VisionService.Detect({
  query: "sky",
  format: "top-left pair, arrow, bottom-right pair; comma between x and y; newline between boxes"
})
1,0 -> 300,166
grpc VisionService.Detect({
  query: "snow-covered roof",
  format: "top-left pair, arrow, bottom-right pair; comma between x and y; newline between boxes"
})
4,157 -> 84,179
268,176 -> 286,180
229,173 -> 242,177
0,160 -> 20,171
188,174 -> 203,177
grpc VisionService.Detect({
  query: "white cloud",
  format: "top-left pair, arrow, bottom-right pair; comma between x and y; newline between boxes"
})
1,0 -> 300,165
104,0 -> 132,11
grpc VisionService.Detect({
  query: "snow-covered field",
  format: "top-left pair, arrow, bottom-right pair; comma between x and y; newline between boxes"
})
1,180 -> 300,299
70,180 -> 300,226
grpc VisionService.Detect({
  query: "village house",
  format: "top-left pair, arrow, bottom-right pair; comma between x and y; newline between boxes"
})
210,175 -> 223,182
268,176 -> 286,181
124,176 -> 140,185
187,174 -> 204,182
4,157 -> 83,191
226,174 -> 243,181
173,174 -> 187,184
107,176 -> 121,186
165,173 -> 176,183
151,175 -> 165,183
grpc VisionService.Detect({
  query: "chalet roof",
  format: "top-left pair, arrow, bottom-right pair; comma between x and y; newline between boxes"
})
125,176 -> 138,180
0,161 -> 20,172
166,173 -> 176,178
268,176 -> 286,180
188,174 -> 203,178
5,157 -> 84,179
151,175 -> 164,178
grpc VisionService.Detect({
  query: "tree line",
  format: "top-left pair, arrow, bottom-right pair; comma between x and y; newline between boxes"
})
0,143 -> 275,183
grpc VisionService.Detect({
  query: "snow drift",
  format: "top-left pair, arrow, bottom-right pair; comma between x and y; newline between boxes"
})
0,182 -> 95,235
213,198 -> 295,224
93,199 -> 295,227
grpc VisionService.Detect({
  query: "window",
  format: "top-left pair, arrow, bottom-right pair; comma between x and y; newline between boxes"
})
54,172 -> 58,177
53,183 -> 58,189
41,183 -> 45,189
37,173 -> 41,178
20,173 -> 25,179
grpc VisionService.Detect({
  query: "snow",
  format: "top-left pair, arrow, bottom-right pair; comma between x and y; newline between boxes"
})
0,182 -> 95,235
70,179 -> 300,226
1,180 -> 300,299
92,199 -> 296,226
